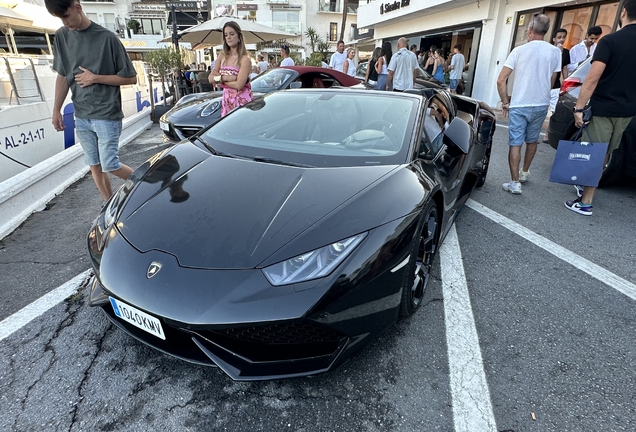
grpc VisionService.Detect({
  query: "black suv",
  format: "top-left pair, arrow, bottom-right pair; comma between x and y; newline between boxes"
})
547,58 -> 636,185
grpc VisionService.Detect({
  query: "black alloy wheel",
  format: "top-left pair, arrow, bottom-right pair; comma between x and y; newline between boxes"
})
399,202 -> 439,317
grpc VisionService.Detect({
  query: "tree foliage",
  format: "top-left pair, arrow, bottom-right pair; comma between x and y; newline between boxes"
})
305,27 -> 320,53
145,47 -> 183,78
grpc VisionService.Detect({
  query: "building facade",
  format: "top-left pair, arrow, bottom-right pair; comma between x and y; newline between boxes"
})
79,0 -> 361,61
357,0 -> 626,107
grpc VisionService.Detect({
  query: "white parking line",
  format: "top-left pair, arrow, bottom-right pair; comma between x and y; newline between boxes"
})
441,224 -> 498,432
467,199 -> 636,301
0,270 -> 92,342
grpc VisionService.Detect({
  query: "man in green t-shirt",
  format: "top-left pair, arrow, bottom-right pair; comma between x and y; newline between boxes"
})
45,0 -> 137,200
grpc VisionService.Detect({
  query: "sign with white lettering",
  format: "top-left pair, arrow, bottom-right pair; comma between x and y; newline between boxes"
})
165,1 -> 199,11
380,0 -> 409,14
134,4 -> 166,11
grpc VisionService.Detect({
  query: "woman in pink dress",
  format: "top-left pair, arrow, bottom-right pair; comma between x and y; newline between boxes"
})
211,21 -> 253,117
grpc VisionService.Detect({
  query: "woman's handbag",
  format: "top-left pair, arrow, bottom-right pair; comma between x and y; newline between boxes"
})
549,123 -> 608,187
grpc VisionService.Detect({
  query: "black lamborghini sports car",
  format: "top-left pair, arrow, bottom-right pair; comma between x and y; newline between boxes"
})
88,88 -> 495,381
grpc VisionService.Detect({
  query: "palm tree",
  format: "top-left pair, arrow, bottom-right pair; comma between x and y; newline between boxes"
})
305,27 -> 319,53
340,0 -> 349,42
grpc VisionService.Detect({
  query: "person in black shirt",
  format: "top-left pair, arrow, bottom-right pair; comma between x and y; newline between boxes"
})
365,47 -> 381,84
566,0 -> 636,215
544,28 -> 571,142
550,29 -> 570,104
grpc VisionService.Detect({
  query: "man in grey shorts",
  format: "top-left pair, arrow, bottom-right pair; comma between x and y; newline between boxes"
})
45,0 -> 137,201
496,14 -> 561,195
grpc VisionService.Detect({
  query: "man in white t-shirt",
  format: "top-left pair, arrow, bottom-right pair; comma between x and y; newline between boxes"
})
496,13 -> 561,195
448,44 -> 465,94
387,37 -> 419,91
329,41 -> 347,71
257,54 -> 269,74
568,26 -> 602,74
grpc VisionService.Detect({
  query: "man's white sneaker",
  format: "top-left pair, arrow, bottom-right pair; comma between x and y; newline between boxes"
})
502,181 -> 522,195
519,169 -> 530,183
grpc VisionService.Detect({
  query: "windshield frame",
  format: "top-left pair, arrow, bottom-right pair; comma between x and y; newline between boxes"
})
197,89 -> 422,168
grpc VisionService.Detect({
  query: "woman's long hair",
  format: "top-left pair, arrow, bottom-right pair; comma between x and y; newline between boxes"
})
380,41 -> 392,66
371,47 -> 382,62
222,21 -> 248,60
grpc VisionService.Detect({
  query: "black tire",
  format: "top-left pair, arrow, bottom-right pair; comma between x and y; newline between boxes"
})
399,201 -> 439,317
476,138 -> 492,188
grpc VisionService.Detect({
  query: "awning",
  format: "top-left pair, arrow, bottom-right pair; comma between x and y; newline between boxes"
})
0,6 -> 32,28
10,3 -> 62,33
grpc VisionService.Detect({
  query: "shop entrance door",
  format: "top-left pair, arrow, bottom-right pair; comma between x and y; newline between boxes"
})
412,25 -> 481,96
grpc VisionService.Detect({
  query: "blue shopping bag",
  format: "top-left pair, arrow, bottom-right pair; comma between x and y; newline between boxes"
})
549,126 -> 608,187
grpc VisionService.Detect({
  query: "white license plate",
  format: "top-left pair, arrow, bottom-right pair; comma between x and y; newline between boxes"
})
160,121 -> 169,131
109,297 -> 165,340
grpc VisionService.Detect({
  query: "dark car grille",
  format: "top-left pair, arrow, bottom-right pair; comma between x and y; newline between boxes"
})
192,321 -> 348,363
212,321 -> 344,344
177,126 -> 202,138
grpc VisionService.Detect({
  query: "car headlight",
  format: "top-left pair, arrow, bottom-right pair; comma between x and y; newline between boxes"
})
103,179 -> 134,228
262,233 -> 367,286
200,100 -> 221,117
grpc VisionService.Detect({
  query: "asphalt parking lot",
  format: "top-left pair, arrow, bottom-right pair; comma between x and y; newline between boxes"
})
0,122 -> 635,431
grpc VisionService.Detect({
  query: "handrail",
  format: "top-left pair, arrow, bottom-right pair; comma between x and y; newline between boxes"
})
1,56 -> 45,105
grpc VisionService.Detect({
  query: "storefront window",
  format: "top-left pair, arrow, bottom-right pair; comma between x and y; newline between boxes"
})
561,6 -> 593,49
512,10 -> 557,49
596,2 -> 619,41
141,19 -> 165,36
513,10 -> 540,47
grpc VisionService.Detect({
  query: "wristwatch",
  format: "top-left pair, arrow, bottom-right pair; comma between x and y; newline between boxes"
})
573,107 -> 586,113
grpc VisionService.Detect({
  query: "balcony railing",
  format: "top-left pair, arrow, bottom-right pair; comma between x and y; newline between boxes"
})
262,21 -> 302,35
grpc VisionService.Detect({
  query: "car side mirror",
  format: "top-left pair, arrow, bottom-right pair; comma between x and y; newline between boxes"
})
290,81 -> 302,89
443,117 -> 470,154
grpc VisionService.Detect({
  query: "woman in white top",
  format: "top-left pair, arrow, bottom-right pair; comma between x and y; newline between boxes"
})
343,47 -> 357,77
279,44 -> 295,66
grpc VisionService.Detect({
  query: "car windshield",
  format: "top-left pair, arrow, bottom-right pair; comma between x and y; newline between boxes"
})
250,68 -> 296,93
199,90 -> 419,167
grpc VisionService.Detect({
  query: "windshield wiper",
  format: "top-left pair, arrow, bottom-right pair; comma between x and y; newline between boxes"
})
250,156 -> 315,168
192,136 -> 241,159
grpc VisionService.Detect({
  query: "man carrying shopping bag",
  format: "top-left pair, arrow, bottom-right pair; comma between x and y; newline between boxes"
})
550,122 -> 608,189
566,0 -> 636,216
